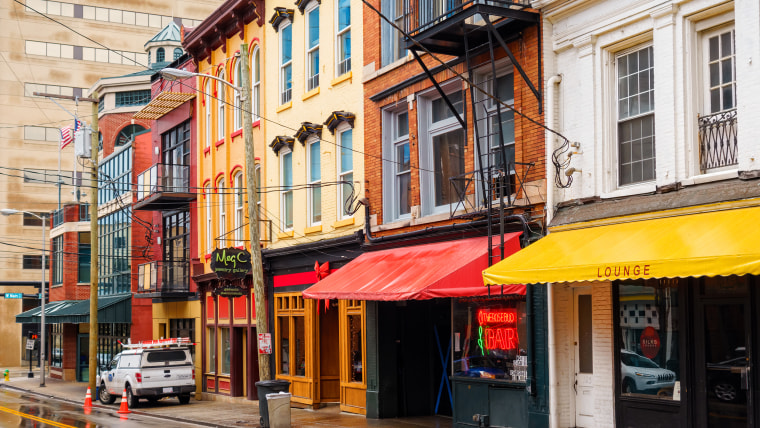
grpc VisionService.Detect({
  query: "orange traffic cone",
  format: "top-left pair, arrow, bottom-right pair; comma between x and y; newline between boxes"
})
83,386 -> 93,408
117,389 -> 131,414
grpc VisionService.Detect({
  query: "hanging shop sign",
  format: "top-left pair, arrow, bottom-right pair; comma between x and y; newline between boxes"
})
640,326 -> 661,359
211,247 -> 252,279
477,308 -> 518,354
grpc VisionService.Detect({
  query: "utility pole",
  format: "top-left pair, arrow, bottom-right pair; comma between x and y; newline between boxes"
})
34,91 -> 99,389
240,43 -> 270,380
88,93 -> 99,391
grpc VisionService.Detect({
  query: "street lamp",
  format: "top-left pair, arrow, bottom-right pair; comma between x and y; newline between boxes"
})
1,208 -> 47,387
160,46 -> 271,380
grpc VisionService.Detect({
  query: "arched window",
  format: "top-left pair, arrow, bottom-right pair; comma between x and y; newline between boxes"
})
234,61 -> 242,131
205,78 -> 212,148
217,176 -> 227,246
156,47 -> 165,63
173,48 -> 182,61
115,124 -> 146,146
217,69 -> 225,141
233,171 -> 244,246
252,46 -> 260,121
204,183 -> 212,253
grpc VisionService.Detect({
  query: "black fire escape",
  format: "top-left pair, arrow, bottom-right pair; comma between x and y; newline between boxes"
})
404,0 -> 541,265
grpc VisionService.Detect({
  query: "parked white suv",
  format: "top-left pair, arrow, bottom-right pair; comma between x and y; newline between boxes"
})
98,341 -> 195,408
620,349 -> 676,395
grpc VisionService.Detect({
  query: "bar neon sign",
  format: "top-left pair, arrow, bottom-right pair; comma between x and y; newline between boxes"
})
477,309 -> 518,355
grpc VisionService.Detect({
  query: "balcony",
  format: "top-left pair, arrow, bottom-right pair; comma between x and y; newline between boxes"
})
404,0 -> 537,56
136,261 -> 193,299
134,164 -> 195,211
51,203 -> 90,228
699,109 -> 738,173
448,161 -> 535,218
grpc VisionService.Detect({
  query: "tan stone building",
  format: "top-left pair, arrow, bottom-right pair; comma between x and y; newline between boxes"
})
0,0 -> 219,367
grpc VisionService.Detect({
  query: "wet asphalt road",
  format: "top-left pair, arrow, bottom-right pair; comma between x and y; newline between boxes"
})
0,388 -> 201,428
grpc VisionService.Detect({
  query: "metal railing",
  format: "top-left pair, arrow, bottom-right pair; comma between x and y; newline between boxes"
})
699,109 -> 738,172
448,161 -> 534,217
136,164 -> 190,201
137,260 -> 190,294
51,203 -> 90,228
406,0 -> 532,37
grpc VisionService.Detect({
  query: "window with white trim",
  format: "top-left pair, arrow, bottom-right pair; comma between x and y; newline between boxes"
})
306,2 -> 320,91
234,61 -> 242,131
217,177 -> 227,246
336,0 -> 351,76
217,70 -> 226,141
233,171 -> 244,246
382,104 -> 411,222
419,84 -> 465,215
281,150 -> 294,230
337,125 -> 354,218
252,46 -> 261,121
381,0 -> 406,66
205,79 -> 212,148
617,45 -> 655,186
205,183 -> 212,252
307,138 -> 321,225
280,21 -> 293,104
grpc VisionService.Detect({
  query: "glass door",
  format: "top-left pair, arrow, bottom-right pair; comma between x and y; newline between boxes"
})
77,334 -> 88,382
696,300 -> 751,428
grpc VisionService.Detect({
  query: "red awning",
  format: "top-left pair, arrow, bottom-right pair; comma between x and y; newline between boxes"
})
302,234 -> 525,301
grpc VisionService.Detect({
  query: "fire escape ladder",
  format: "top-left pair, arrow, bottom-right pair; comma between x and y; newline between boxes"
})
409,49 -> 467,132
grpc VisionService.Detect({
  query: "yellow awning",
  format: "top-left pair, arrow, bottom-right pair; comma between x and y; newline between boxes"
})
483,203 -> 760,285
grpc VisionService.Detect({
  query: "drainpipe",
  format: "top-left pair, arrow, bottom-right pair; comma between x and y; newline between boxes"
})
545,74 -> 562,428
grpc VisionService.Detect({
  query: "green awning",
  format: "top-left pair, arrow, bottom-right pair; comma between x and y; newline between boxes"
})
15,294 -> 131,324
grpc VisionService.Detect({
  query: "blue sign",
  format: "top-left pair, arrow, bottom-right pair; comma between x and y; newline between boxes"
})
4,293 -> 23,299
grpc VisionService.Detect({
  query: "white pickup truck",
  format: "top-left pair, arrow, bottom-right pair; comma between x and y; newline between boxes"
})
98,344 -> 195,408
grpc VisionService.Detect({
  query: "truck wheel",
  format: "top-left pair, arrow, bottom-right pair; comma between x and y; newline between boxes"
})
178,394 -> 191,405
99,382 -> 115,404
126,385 -> 139,408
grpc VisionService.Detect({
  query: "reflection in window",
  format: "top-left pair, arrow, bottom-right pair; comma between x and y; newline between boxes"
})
618,279 -> 679,399
208,328 -> 216,373
295,317 -> 305,376
453,296 -> 527,381
279,317 -> 289,374
51,324 -> 63,368
220,327 -> 230,375
349,314 -> 362,382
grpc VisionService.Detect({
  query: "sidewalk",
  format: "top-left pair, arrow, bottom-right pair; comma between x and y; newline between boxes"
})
0,367 -> 452,428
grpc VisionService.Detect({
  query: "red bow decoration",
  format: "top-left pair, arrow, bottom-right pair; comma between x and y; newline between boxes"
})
315,261 -> 331,314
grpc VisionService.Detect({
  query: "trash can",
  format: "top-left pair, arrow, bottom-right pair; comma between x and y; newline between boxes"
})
266,392 -> 292,428
255,379 -> 290,427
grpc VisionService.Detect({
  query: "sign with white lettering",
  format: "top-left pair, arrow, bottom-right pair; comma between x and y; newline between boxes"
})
258,333 -> 272,354
4,293 -> 23,299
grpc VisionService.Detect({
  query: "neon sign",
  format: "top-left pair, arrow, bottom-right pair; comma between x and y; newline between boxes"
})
477,309 -> 518,355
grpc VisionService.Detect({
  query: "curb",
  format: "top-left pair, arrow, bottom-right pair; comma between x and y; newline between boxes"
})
0,383 -> 246,428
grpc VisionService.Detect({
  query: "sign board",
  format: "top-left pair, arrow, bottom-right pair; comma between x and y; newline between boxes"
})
640,326 -> 661,359
214,285 -> 245,298
26,339 -> 35,351
258,333 -> 272,354
211,248 -> 252,280
4,293 -> 23,299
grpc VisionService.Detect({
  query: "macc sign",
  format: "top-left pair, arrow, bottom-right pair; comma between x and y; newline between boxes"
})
210,247 -> 252,280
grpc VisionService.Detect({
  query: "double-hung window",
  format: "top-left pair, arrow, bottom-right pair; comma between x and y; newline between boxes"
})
617,45 -> 655,186
252,46 -> 261,121
233,62 -> 242,131
381,0 -> 406,66
233,172 -> 244,246
217,71 -> 226,141
336,0 -> 351,76
485,72 -> 515,172
280,21 -> 293,104
699,25 -> 737,171
308,139 -> 321,225
217,177 -> 226,246
337,126 -> 354,218
420,86 -> 465,215
383,106 -> 411,221
281,150 -> 294,230
205,79 -> 212,148
306,3 -> 320,91
204,183 -> 212,253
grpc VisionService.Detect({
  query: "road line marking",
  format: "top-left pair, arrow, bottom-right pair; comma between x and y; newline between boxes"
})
0,405 -> 78,428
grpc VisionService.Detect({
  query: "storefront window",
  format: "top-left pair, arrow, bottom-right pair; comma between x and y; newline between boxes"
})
618,279 -> 680,400
295,317 -> 305,376
221,327 -> 231,375
208,328 -> 216,373
348,314 -> 362,382
280,317 -> 290,374
51,324 -> 62,368
453,296 -> 527,381
275,293 -> 307,377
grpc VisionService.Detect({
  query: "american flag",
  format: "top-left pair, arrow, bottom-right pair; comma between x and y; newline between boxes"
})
60,120 -> 82,149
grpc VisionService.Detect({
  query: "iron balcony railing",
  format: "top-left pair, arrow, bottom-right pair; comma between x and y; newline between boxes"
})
448,161 -> 534,217
406,0 -> 532,37
698,109 -> 738,172
136,164 -> 190,201
137,260 -> 190,294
